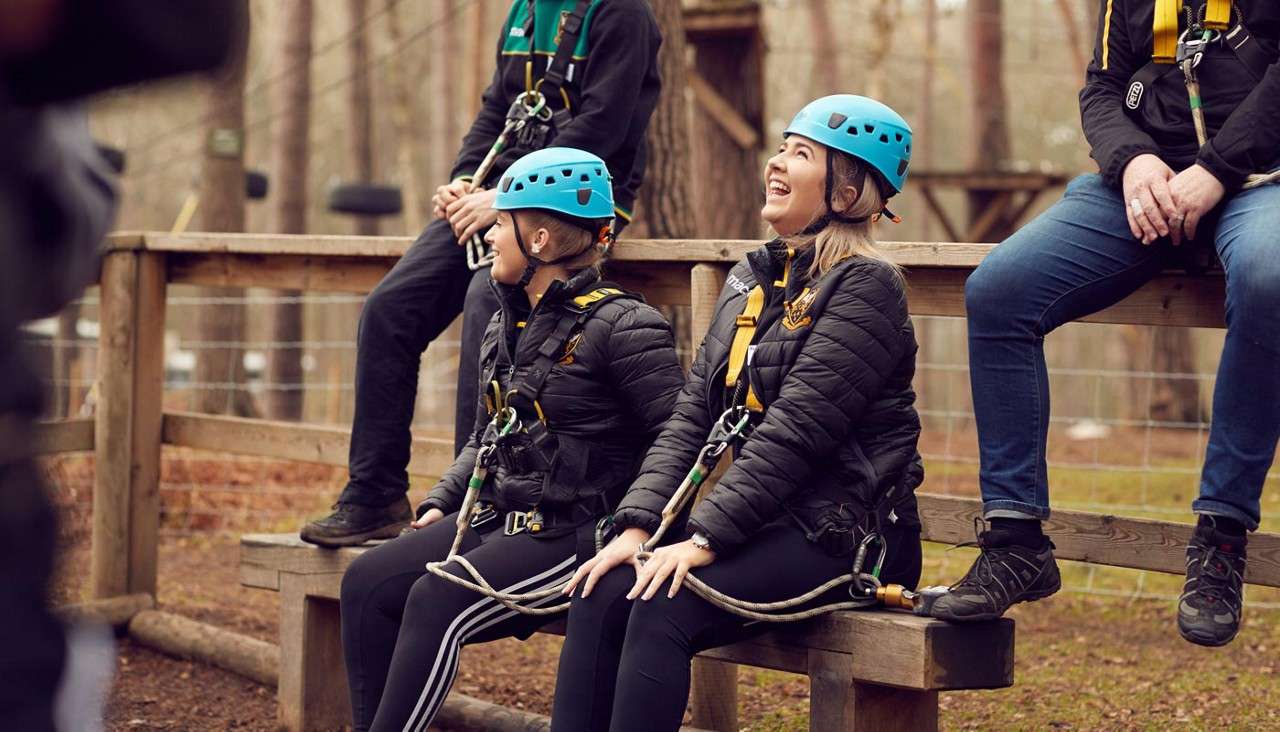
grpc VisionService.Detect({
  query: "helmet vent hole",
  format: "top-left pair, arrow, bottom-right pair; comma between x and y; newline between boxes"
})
580,174 -> 590,182
825,112 -> 848,129
577,189 -> 591,205
895,133 -> 904,142
905,144 -> 911,153
594,168 -> 602,176
500,177 -> 513,193
897,159 -> 908,176
514,182 -> 525,191
545,175 -> 556,185
528,174 -> 539,183
864,124 -> 875,133
846,126 -> 858,135
879,133 -> 889,143
562,169 -> 573,177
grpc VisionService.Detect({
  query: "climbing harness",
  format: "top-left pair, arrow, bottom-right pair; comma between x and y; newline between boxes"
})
465,0 -> 593,270
1124,1 -> 1280,190
423,285 -> 635,615
631,267 -> 915,622
464,92 -> 553,270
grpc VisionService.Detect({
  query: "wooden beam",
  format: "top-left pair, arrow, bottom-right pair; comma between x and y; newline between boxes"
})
916,187 -> 963,243
908,170 -> 1071,191
34,418 -> 95,454
683,3 -> 759,36
59,593 -> 154,628
161,411 -> 454,479
168,252 -> 394,293
92,251 -> 166,599
129,609 -> 279,687
917,493 -> 1280,587
965,190 -> 1013,242
687,69 -> 759,149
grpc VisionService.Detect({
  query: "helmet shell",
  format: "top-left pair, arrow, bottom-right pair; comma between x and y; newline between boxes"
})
495,147 -> 615,221
784,94 -> 912,194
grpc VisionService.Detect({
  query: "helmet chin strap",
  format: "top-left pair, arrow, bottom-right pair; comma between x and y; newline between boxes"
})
799,153 -> 897,236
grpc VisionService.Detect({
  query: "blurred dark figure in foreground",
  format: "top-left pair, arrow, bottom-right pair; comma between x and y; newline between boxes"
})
1,2 -> 243,728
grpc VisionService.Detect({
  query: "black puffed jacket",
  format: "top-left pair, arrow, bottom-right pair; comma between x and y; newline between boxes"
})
613,242 -> 923,556
421,267 -> 684,517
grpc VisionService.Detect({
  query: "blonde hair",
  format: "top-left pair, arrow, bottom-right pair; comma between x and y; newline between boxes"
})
781,150 -> 902,280
522,211 -> 606,272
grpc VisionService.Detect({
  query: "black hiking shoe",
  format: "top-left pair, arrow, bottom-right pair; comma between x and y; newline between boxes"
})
299,497 -> 413,548
1178,519 -> 1247,647
929,519 -> 1061,622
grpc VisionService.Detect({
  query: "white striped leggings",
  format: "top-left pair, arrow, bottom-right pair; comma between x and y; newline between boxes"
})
340,512 -> 578,732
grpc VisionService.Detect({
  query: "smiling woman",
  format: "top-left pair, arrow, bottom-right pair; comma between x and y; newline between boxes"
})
551,95 -> 924,732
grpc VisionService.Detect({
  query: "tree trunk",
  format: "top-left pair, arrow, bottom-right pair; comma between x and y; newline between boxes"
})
633,0 -> 697,239
384,0 -> 425,233
433,3 -> 461,188
266,0 -> 312,421
464,0 -> 490,120
863,1 -> 901,100
808,0 -> 838,95
346,0 -> 378,236
194,1 -> 257,417
966,0 -> 1013,241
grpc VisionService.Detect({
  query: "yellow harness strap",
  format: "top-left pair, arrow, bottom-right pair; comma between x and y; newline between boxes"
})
1154,0 -> 1233,63
1153,0 -> 1182,63
571,287 -> 625,309
725,286 -> 765,412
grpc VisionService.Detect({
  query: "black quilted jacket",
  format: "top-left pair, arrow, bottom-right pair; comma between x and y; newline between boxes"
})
421,268 -> 684,516
613,241 -> 923,556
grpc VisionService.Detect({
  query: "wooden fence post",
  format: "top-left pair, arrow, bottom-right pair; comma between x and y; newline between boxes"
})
686,263 -> 738,731
93,250 -> 166,598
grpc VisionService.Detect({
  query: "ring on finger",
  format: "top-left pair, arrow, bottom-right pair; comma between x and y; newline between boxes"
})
1130,198 -> 1144,215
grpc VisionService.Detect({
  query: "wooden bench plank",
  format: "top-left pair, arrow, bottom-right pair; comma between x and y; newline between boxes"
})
34,418 -> 95,454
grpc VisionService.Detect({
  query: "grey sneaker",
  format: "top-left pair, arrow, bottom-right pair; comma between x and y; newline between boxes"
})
299,497 -> 413,548
930,520 -> 1061,622
1178,520 -> 1246,647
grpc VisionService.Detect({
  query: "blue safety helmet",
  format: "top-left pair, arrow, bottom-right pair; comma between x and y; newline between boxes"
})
496,147 -> 615,224
494,147 -> 615,286
784,94 -> 912,196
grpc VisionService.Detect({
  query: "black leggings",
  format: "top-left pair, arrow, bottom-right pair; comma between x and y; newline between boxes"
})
550,520 -> 921,732
340,514 -> 578,732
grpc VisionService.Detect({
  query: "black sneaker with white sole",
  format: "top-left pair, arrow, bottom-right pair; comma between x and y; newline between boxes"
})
1178,519 -> 1247,647
299,497 -> 413,548
929,520 -> 1061,622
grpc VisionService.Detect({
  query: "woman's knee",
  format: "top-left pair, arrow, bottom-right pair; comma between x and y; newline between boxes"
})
340,550 -> 386,609
964,243 -> 1036,330
1225,254 -> 1280,332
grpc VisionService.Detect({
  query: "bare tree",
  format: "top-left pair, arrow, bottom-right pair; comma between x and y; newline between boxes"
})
808,0 -> 838,95
347,0 -> 378,236
966,0 -> 1013,239
194,0 -> 257,417
384,0 -> 425,233
634,0 -> 697,239
864,0 -> 901,99
266,0 -> 313,421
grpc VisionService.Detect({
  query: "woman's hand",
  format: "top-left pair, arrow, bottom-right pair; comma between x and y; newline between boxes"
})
1122,153 -> 1181,246
564,527 -> 651,598
1168,164 -> 1225,240
446,188 -> 500,242
628,539 -> 716,601
407,507 -> 445,531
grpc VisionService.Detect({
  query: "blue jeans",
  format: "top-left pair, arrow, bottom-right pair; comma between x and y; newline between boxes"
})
966,174 -> 1280,530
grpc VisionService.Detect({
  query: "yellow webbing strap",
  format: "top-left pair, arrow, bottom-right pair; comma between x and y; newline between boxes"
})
571,287 -> 626,309
1204,0 -> 1231,30
1153,0 -> 1181,63
725,286 -> 766,412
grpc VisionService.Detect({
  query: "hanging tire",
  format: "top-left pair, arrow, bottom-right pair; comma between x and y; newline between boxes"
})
95,143 -> 126,174
245,170 -> 269,200
328,183 -> 403,216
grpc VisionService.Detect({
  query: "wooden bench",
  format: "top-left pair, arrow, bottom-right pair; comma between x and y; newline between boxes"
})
241,533 -> 1014,731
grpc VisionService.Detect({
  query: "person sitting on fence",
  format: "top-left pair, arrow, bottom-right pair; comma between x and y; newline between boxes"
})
929,0 -> 1280,647
300,0 -> 662,548
338,148 -> 683,732
548,95 -> 924,732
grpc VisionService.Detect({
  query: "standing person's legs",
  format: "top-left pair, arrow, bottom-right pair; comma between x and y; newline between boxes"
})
302,219 -> 469,546
454,268 -> 500,454
933,174 -> 1170,621
1178,183 -> 1280,647
370,530 -> 577,732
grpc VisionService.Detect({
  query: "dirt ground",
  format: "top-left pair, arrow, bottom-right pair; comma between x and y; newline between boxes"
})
46,449 -> 1280,731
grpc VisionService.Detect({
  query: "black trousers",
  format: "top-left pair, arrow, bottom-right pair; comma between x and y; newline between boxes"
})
340,217 -> 500,507
340,514 -> 579,732
550,520 -> 922,732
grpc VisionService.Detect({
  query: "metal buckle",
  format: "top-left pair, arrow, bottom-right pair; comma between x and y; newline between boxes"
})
504,510 -> 544,536
469,502 -> 498,529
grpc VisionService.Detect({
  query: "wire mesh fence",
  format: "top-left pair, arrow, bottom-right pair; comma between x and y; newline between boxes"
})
30,290 -> 1280,609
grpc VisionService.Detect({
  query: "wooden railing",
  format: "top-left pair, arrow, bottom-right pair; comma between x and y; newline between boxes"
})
44,230 -> 1278,599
